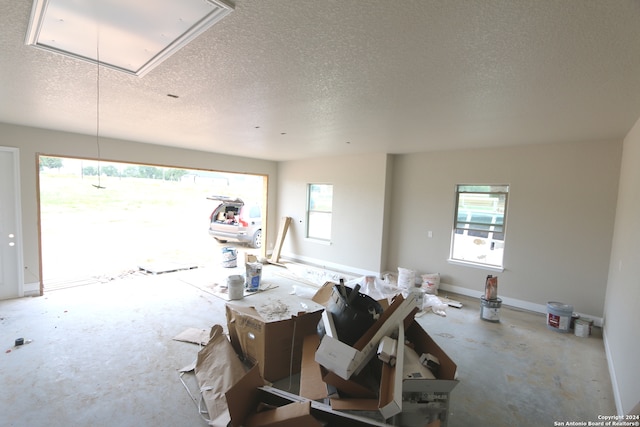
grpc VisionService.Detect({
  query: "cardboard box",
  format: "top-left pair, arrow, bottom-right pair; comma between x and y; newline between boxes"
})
226,302 -> 323,382
315,293 -> 418,380
321,323 -> 405,419
377,323 -> 404,419
389,322 -> 459,427
402,321 -> 458,393
227,364 -> 394,426
226,365 -> 323,427
303,317 -> 458,421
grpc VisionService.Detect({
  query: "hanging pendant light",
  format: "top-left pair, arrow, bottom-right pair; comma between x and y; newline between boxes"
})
92,14 -> 105,190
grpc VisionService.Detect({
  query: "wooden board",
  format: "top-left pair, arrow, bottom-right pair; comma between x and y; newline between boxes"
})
270,216 -> 292,264
138,261 -> 198,275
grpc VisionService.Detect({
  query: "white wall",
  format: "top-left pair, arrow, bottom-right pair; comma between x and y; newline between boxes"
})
0,122 -> 278,292
603,117 -> 640,415
277,153 -> 391,274
277,140 -> 621,321
387,140 -> 621,319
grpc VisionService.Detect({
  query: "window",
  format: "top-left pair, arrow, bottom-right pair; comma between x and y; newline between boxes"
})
450,184 -> 509,269
249,205 -> 261,219
307,184 -> 333,240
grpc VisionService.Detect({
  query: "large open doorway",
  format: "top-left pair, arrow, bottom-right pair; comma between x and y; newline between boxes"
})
38,155 -> 267,291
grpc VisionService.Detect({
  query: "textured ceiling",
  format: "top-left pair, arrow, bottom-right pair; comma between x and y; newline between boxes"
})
1,0 -> 640,161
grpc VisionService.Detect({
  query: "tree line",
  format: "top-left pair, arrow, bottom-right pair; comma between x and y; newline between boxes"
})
39,156 -> 189,181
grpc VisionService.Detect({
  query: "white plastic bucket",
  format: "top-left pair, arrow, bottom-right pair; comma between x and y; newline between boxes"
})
547,302 -> 573,333
221,247 -> 237,268
397,267 -> 416,291
227,275 -> 245,300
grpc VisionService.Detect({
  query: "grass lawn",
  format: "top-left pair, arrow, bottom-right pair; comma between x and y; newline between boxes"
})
39,173 -> 224,284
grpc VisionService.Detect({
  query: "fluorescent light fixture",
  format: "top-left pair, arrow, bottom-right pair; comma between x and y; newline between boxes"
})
25,0 -> 234,77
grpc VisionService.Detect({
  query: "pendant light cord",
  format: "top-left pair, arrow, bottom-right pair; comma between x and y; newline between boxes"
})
94,19 -> 104,189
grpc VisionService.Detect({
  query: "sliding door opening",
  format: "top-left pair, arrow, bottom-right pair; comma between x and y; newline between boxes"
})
38,156 -> 267,290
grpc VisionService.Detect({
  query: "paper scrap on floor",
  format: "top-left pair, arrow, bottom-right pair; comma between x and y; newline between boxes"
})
253,296 -> 325,321
178,271 -> 277,301
173,328 -> 211,346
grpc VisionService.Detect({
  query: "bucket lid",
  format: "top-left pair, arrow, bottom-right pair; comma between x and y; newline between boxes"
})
547,301 -> 573,311
480,295 -> 502,303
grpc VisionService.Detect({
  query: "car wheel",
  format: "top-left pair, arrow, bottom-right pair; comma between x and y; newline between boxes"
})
214,237 -> 228,243
251,230 -> 262,249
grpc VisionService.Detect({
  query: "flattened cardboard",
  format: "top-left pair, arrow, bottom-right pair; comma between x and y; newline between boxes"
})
193,325 -> 248,427
226,303 -> 323,382
227,365 -> 323,427
299,334 -> 328,401
321,366 -> 378,399
311,281 -> 335,306
226,365 -> 265,427
329,398 -> 380,412
246,401 -> 322,427
172,327 -> 210,345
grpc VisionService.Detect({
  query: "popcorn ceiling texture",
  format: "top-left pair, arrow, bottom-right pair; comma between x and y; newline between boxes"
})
1,0 -> 640,161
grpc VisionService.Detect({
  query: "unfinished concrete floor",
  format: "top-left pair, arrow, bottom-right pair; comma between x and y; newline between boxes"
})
0,264 -> 615,426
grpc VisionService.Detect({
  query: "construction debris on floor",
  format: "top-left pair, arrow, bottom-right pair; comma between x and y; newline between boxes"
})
178,272 -> 459,427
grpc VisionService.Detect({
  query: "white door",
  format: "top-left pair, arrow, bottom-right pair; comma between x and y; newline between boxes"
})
0,147 -> 24,299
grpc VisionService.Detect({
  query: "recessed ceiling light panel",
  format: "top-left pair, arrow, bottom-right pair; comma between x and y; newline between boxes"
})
25,0 -> 233,77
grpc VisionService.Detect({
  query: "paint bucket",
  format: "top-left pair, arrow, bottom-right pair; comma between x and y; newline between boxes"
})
227,275 -> 245,300
574,318 -> 593,338
570,313 -> 580,330
546,302 -> 573,333
221,247 -> 237,268
480,296 -> 502,323
245,262 -> 262,292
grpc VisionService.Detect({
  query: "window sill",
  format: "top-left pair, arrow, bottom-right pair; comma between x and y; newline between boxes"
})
305,238 -> 332,246
447,258 -> 504,272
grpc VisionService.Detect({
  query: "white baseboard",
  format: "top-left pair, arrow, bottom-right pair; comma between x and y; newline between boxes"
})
274,254 -> 605,326
279,252 -> 378,278
22,281 -> 40,297
603,329 -> 624,416
438,282 -> 604,327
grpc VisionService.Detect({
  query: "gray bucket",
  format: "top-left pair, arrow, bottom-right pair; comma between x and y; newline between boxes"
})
547,302 -> 573,333
480,296 -> 502,323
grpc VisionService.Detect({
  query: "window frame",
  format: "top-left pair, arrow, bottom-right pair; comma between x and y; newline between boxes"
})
306,183 -> 333,241
449,184 -> 509,270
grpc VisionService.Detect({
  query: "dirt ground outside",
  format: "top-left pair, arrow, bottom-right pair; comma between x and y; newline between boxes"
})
39,170 -> 262,288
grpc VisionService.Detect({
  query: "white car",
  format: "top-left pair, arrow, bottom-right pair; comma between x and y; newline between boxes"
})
208,196 -> 262,248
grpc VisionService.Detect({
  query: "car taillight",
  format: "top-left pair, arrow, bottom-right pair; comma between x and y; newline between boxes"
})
239,219 -> 248,227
